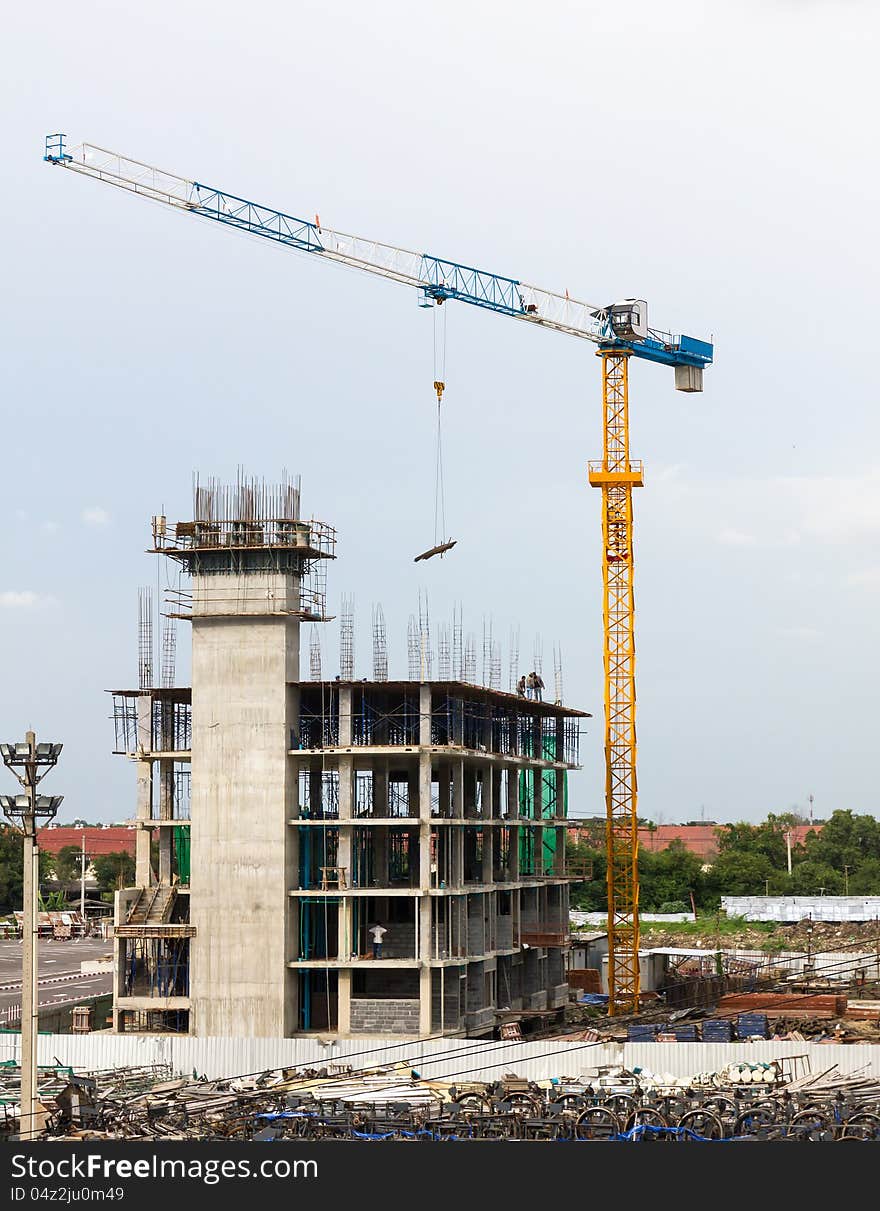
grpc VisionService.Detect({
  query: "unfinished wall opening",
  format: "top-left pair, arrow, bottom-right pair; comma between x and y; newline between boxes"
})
297,826 -> 339,887
297,899 -> 340,960
350,897 -> 416,959
121,937 -> 190,998
431,965 -> 465,1033
118,1009 -> 189,1034
294,970 -> 337,1032
297,769 -> 339,818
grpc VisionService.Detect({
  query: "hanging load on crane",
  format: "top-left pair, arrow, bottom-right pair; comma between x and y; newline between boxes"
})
413,327 -> 457,562
43,134 -> 713,1016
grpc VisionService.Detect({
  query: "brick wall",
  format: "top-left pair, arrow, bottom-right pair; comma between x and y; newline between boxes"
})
350,998 -> 420,1034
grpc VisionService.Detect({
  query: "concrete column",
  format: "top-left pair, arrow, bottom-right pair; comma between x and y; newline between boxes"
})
419,963 -> 432,1036
464,766 -> 477,818
482,826 -> 494,885
452,759 -> 464,819
438,763 -> 450,818
337,897 -> 352,963
308,767 -> 322,818
419,684 -> 432,746
374,760 -> 388,818
373,825 -> 389,886
339,685 -> 352,746
136,691 -> 152,756
189,574 -> 301,1037
135,761 -> 153,887
418,753 -> 432,885
158,759 -> 174,884
337,753 -> 353,968
337,968 -> 352,1034
510,816 -> 521,882
418,748 -> 434,1021
507,762 -> 519,819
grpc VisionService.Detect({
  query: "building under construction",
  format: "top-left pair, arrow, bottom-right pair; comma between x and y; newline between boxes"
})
110,475 -> 586,1037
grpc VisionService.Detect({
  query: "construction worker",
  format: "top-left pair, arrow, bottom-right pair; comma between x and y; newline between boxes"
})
516,675 -> 526,698
369,921 -> 387,959
525,672 -> 536,700
533,671 -> 545,702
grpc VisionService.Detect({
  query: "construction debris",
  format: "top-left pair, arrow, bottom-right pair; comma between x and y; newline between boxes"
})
1,1054 -> 878,1142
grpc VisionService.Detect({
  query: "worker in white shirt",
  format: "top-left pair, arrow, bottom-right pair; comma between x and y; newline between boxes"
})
369,921 -> 388,959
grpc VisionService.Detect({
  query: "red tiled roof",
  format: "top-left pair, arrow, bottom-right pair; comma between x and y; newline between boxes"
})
637,825 -> 723,859
36,826 -> 136,857
568,822 -> 822,860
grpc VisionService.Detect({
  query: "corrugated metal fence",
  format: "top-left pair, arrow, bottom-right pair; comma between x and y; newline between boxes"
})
0,1033 -> 878,1081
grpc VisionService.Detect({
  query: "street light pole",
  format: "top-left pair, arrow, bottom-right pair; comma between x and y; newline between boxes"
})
20,785 -> 37,1140
80,834 -> 86,923
1,733 -> 63,1142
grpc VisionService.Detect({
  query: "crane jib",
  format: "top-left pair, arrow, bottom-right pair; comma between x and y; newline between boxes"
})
44,135 -> 714,373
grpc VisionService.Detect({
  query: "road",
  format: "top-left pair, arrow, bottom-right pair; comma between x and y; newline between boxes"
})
0,939 -> 113,1015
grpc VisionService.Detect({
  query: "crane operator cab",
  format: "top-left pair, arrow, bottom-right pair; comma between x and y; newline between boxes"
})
607,299 -> 648,341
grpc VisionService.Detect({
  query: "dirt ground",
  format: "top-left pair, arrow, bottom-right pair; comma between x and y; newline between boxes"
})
639,919 -> 880,952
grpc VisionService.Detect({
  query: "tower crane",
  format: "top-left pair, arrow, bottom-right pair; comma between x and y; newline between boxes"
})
43,134 -> 713,1014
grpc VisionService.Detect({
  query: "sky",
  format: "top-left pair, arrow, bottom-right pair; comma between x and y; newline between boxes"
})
1,0 -> 878,825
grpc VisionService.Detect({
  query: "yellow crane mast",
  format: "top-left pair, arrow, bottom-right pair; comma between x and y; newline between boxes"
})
589,352 -> 643,1013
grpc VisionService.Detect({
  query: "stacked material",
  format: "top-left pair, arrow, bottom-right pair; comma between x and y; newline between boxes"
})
716,993 -> 847,1019
627,1024 -> 658,1041
568,969 -> 602,993
736,1012 -> 769,1039
701,1019 -> 735,1042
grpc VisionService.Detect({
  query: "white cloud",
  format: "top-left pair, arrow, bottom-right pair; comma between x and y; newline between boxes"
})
0,591 -> 55,609
778,468 -> 880,543
41,521 -> 59,535
777,626 -> 821,641
718,527 -> 757,546
847,567 -> 880,587
81,507 -> 110,527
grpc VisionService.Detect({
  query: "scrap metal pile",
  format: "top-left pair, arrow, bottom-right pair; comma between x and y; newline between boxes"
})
9,1058 -> 880,1142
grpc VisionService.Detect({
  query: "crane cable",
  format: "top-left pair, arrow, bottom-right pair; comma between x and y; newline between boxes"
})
432,302 -> 448,547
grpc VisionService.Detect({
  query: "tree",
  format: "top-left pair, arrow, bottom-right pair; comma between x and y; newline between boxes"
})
802,810 -> 880,870
640,841 -> 705,911
704,849 -> 776,898
714,815 -> 800,869
0,826 -> 55,912
565,837 -> 606,911
788,860 -> 843,896
92,851 -> 135,893
53,845 -> 82,886
848,858 -> 880,895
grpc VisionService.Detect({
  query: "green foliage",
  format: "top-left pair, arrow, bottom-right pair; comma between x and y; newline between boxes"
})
639,841 -> 705,911
570,809 -> 880,914
0,826 -> 55,912
565,838 -> 606,910
53,845 -> 82,885
39,888 -> 68,911
657,901 -> 689,914
0,826 -> 25,912
92,851 -> 135,892
848,858 -> 880,894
